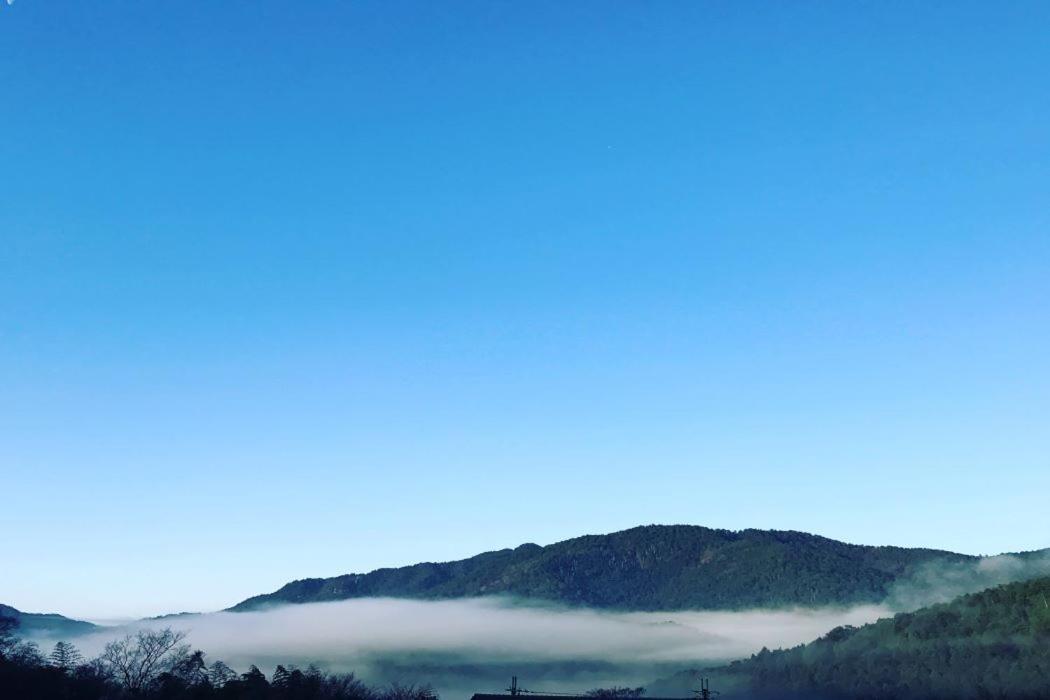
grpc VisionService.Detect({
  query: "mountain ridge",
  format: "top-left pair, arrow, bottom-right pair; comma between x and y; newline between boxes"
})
228,524 -> 976,612
650,574 -> 1050,699
0,603 -> 97,639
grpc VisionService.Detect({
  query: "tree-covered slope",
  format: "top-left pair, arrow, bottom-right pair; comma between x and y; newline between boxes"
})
0,604 -> 96,639
693,576 -> 1050,699
229,525 -> 971,611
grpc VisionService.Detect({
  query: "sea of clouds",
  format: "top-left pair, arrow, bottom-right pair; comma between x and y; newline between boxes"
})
68,597 -> 889,695
55,551 -> 1050,695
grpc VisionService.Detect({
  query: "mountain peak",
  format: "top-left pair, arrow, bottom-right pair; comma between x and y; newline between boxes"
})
228,524 -> 971,612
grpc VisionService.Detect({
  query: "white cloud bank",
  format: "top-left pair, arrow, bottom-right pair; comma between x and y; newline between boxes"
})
887,552 -> 1050,610
56,551 -> 1050,693
72,597 -> 889,675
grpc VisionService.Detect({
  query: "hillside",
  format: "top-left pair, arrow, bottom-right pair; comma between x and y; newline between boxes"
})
655,576 -> 1050,699
229,525 -> 972,611
0,604 -> 97,639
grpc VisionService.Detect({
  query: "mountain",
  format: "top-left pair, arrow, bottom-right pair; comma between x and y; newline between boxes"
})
653,575 -> 1050,699
229,524 -> 975,612
0,604 -> 97,639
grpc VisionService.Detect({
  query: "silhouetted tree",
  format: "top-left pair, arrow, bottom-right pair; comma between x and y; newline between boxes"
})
383,681 -> 437,700
170,648 -> 208,685
326,671 -> 379,700
587,687 -> 646,698
272,664 -> 291,687
208,659 -> 237,687
0,625 -> 442,700
98,627 -> 189,693
239,664 -> 270,697
0,615 -> 17,659
49,641 -> 83,672
5,639 -> 43,666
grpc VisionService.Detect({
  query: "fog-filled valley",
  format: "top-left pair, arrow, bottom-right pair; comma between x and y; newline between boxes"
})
11,547 -> 1048,697
62,598 -> 890,696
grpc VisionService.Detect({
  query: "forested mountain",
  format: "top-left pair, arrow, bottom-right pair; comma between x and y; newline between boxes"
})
230,525 -> 973,611
654,576 -> 1050,699
0,604 -> 96,639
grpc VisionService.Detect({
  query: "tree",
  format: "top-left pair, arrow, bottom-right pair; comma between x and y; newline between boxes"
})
4,639 -> 43,667
98,627 -> 189,693
586,688 -> 646,698
240,664 -> 270,695
321,671 -> 377,700
49,640 -> 84,672
272,664 -> 291,688
170,648 -> 208,685
0,615 -> 18,658
383,682 -> 437,700
208,659 -> 237,687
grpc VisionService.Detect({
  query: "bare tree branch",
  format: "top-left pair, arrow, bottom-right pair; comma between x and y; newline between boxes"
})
99,628 -> 189,693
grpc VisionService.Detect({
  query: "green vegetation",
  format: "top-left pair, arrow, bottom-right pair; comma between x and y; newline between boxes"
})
230,525 -> 970,611
8,573 -> 1050,698
701,576 -> 1050,699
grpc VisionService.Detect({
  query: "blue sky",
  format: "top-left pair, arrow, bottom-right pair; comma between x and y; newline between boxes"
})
2,1 -> 1048,619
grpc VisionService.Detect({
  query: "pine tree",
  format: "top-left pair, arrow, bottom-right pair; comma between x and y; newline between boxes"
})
272,664 -> 291,688
208,660 -> 237,687
242,664 -> 269,690
49,641 -> 83,672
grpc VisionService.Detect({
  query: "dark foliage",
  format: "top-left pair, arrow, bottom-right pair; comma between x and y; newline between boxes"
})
230,525 -> 970,611
586,686 -> 646,697
0,617 -> 437,700
710,576 -> 1050,699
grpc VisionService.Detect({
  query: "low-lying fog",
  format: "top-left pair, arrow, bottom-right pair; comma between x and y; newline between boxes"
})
57,551 -> 1050,696
71,598 -> 889,695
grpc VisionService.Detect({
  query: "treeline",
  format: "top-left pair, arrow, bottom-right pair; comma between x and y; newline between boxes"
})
716,576 -> 1050,699
232,526 -> 968,612
0,616 -> 436,700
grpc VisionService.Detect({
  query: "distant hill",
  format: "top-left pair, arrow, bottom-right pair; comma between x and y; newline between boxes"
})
229,525 -> 976,612
654,576 -> 1050,699
0,604 -> 97,639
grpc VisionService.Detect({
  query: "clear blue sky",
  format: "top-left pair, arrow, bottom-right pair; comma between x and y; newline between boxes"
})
2,1 -> 1048,619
